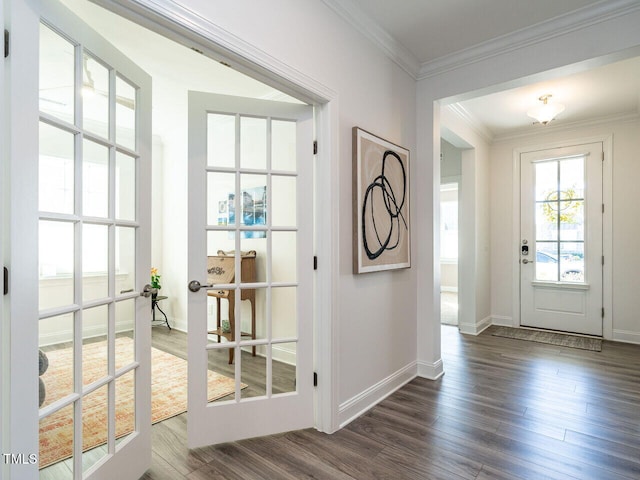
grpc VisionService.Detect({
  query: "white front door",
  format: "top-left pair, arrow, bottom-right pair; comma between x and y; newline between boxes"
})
187,91 -> 314,447
520,143 -> 603,336
7,1 -> 152,478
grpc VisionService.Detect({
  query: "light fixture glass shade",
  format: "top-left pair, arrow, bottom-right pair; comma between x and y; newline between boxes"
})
527,98 -> 565,125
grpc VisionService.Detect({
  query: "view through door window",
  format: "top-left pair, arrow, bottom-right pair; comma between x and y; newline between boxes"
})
534,156 -> 585,283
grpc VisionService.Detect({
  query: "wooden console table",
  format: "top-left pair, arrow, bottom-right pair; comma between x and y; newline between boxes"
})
206,250 -> 256,364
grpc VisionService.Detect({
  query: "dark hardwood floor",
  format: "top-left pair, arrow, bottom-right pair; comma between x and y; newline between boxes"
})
143,325 -> 640,480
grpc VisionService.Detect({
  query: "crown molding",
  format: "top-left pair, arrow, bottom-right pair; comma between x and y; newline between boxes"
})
445,103 -> 494,143
320,0 -> 420,79
492,111 -> 640,143
418,0 -> 640,80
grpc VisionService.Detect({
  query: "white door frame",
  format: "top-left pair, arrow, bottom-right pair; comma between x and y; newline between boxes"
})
511,135 -> 613,339
94,0 -> 340,433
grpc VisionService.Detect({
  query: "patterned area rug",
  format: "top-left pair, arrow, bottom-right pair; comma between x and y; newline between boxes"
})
39,337 -> 243,469
490,325 -> 602,351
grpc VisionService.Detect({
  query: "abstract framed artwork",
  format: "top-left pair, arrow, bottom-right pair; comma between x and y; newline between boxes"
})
353,127 -> 411,273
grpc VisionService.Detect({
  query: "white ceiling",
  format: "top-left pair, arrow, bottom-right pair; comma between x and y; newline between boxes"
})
347,0 -> 604,65
453,56 -> 640,138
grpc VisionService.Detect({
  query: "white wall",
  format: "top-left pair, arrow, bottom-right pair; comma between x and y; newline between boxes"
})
417,7 -> 640,368
490,118 -> 640,343
148,0 -> 417,426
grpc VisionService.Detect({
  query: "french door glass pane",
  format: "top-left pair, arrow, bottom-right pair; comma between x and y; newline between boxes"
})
116,152 -> 136,221
207,113 -> 235,168
272,286 -> 297,339
39,313 -> 74,405
240,116 -> 267,169
82,139 -> 109,218
241,353 -> 266,399
82,305 -> 109,385
82,223 -> 108,302
271,120 -> 296,171
82,384 -> 108,472
39,220 -> 75,311
39,122 -> 75,214
236,238 -> 264,283
82,53 -> 110,140
208,348 -> 236,403
272,342 -> 296,395
271,175 -> 296,227
207,230 -> 235,259
39,23 -> 75,124
271,232 -> 297,283
39,403 -> 74,473
115,370 -> 135,446
247,287 -> 266,341
207,172 -> 235,226
115,300 -> 135,368
240,174 -> 267,229
115,75 -> 136,151
115,227 -> 136,293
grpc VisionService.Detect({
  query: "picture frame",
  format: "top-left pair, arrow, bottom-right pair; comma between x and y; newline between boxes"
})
353,127 -> 411,273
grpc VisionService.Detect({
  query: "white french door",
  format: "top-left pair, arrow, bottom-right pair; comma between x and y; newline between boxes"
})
187,92 -> 314,447
8,1 -> 152,478
520,143 -> 603,336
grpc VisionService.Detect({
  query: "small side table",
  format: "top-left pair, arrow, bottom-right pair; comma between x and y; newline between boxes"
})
151,295 -> 171,330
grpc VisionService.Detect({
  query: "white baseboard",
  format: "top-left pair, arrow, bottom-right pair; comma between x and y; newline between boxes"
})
612,329 -> 640,345
491,315 -> 513,327
337,362 -> 417,429
417,358 -> 444,380
458,316 -> 492,335
171,317 -> 188,332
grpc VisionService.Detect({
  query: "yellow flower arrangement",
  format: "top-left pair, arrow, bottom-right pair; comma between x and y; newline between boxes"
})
150,267 -> 161,290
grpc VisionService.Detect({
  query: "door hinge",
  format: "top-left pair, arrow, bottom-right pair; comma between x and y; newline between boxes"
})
4,30 -> 9,58
601,151 -> 605,161
602,307 -> 605,318
602,203 -> 605,214
602,255 -> 605,265
313,372 -> 318,387
313,140 -> 318,155
3,267 -> 8,295
313,256 -> 318,270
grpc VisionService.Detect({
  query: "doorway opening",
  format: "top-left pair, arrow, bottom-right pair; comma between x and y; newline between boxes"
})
439,139 -> 460,326
36,0 -> 319,476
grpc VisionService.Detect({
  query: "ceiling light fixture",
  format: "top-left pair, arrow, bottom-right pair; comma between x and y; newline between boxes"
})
527,94 -> 565,125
